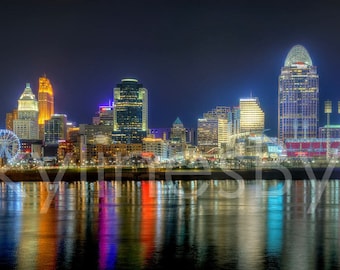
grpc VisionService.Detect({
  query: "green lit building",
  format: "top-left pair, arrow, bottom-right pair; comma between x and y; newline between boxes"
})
112,78 -> 148,144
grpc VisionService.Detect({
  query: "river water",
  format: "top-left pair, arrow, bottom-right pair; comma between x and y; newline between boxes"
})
0,179 -> 339,269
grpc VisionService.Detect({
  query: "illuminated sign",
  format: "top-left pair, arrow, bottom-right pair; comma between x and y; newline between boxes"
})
100,106 -> 113,112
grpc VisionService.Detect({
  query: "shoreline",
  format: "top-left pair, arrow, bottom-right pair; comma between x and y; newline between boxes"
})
1,166 -> 340,182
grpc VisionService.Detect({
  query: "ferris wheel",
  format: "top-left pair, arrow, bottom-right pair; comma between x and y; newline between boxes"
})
0,129 -> 21,163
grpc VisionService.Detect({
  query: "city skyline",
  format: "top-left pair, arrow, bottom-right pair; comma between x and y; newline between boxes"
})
1,1 -> 340,136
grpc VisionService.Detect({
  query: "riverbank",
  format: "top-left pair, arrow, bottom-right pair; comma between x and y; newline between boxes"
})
1,166 -> 340,182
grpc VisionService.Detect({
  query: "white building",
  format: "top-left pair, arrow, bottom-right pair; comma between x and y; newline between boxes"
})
13,83 -> 39,140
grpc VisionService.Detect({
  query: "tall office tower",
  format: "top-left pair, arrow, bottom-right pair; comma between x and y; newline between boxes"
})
169,117 -> 187,157
38,75 -> 54,140
197,106 -> 230,154
13,83 -> 39,139
278,44 -> 319,142
239,97 -> 265,133
44,114 -> 67,144
197,117 -> 219,154
112,78 -> 148,144
170,117 -> 186,144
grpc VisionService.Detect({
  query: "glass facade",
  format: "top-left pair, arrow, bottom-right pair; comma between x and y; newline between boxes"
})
112,79 -> 148,144
278,45 -> 319,142
44,114 -> 67,144
239,97 -> 264,133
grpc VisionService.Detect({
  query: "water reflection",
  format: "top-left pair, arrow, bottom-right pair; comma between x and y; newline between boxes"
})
0,180 -> 339,269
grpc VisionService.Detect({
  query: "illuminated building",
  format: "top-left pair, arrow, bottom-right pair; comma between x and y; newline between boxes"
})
285,138 -> 340,158
142,137 -> 168,161
149,128 -> 171,140
197,117 -> 218,155
239,97 -> 265,133
112,78 -> 148,144
66,124 -> 80,143
282,125 -> 340,159
44,114 -> 67,144
197,106 -> 230,155
38,75 -> 54,139
13,83 -> 39,140
230,106 -> 240,135
6,109 -> 18,131
149,127 -> 196,146
278,45 -> 319,142
57,140 -> 77,165
79,124 -> 113,145
170,117 -> 186,144
93,102 -> 114,126
319,125 -> 340,139
169,117 -> 186,157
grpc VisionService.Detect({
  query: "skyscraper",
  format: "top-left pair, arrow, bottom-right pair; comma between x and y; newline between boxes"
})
170,117 -> 186,144
38,74 -> 54,140
44,114 -> 67,144
112,78 -> 148,144
197,106 -> 230,154
13,83 -> 39,139
278,45 -> 319,142
239,97 -> 264,133
169,117 -> 186,158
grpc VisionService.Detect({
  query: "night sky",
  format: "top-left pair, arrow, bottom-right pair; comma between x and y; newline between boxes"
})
1,0 -> 340,137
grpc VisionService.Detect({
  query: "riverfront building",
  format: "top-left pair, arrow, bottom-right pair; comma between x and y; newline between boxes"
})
112,78 -> 148,144
278,45 -> 319,142
142,137 -> 169,161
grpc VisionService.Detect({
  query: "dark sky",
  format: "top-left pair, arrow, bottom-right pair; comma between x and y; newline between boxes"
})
1,0 -> 340,137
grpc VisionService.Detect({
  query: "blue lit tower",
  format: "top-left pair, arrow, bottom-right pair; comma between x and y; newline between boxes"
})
112,78 -> 148,144
278,45 -> 319,142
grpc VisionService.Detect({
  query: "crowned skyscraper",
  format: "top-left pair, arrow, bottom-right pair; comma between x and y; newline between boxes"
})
13,83 -> 39,139
112,78 -> 148,144
278,45 -> 319,142
38,74 -> 54,140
